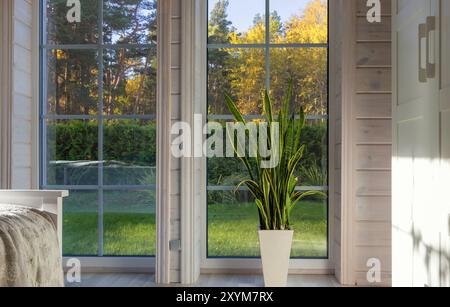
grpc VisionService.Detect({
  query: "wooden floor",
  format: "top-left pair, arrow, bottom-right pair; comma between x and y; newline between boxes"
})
66,274 -> 341,287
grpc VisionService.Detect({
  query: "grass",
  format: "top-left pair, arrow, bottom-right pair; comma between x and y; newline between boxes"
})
62,192 -> 327,258
208,200 -> 327,258
62,190 -> 156,256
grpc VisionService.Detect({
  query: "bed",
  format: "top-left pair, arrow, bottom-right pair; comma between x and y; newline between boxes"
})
0,190 -> 68,287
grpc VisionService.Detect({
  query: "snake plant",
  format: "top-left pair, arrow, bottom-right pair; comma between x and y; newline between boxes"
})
224,82 -> 326,230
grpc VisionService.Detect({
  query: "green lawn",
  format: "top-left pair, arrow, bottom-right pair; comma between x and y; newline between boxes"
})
63,192 -> 327,258
208,201 -> 327,258
63,190 -> 157,256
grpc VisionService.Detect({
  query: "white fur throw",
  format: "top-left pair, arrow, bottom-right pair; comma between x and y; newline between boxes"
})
0,204 -> 64,287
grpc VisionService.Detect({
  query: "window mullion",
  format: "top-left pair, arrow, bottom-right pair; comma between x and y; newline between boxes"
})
41,0 -> 48,188
97,0 -> 104,258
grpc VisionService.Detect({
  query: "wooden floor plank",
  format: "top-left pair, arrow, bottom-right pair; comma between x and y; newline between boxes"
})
65,274 -> 340,287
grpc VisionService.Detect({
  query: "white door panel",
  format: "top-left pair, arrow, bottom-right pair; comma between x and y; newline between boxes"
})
393,0 -> 442,287
439,0 -> 450,287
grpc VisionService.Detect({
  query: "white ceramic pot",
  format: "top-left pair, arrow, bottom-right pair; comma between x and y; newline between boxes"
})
258,230 -> 294,287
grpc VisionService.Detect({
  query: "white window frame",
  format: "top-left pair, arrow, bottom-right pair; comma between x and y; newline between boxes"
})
0,0 -> 13,190
180,0 -> 335,275
38,0 -> 159,272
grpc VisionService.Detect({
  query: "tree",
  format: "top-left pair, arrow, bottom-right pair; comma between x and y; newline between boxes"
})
208,0 -> 234,114
207,0 -> 328,182
46,0 -> 157,116
223,0 -> 328,116
279,0 -> 328,115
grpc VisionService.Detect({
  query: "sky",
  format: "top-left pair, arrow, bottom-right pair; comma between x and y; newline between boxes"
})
208,0 -> 311,32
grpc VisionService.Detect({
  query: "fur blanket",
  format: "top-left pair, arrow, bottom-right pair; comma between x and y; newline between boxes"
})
0,204 -> 63,287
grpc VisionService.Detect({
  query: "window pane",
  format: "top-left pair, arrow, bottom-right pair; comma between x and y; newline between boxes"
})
46,0 -> 99,45
206,117 -> 259,187
208,190 -> 260,257
297,121 -> 328,187
208,157 -> 249,187
206,121 -> 328,188
290,195 -> 327,257
208,48 -> 265,115
208,190 -> 328,258
103,120 -> 156,186
270,0 -> 328,44
208,0 -> 266,44
104,0 -> 157,45
103,48 -> 157,115
46,119 -> 98,186
63,190 -> 98,256
42,0 -> 158,260
206,0 -> 329,260
103,190 -> 156,256
47,49 -> 99,115
270,48 -> 328,115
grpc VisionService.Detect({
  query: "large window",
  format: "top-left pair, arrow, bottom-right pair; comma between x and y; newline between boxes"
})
207,0 -> 328,258
40,0 -> 157,257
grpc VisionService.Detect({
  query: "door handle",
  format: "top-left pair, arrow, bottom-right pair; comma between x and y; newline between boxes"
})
426,16 -> 436,79
419,23 -> 427,83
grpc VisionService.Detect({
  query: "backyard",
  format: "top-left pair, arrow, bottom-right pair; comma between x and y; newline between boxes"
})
63,191 -> 327,258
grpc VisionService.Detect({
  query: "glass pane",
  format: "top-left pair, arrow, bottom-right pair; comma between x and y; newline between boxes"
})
298,121 -> 328,187
206,118 -> 259,187
208,48 -> 265,115
46,0 -> 99,45
103,120 -> 156,186
46,119 -> 98,186
104,0 -> 157,45
270,48 -> 328,115
270,0 -> 328,44
63,190 -> 98,256
208,190 -> 260,257
208,0 -> 266,44
291,195 -> 327,257
206,120 -> 328,187
208,157 -> 249,187
47,49 -> 99,115
208,190 -> 328,258
103,48 -> 157,115
207,122 -> 327,185
103,190 -> 156,256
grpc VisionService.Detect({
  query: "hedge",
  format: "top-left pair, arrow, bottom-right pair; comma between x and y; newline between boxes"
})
207,124 -> 328,185
46,121 -> 326,195
47,120 -> 157,165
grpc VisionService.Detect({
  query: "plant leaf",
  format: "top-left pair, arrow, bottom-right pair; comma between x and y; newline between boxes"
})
224,92 -> 246,124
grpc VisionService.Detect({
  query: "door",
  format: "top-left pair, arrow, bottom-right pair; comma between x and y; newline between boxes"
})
392,0 -> 441,287
439,0 -> 450,287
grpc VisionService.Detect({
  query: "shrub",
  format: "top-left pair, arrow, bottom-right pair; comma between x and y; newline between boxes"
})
48,120 -> 157,165
207,124 -> 327,204
47,121 -> 326,195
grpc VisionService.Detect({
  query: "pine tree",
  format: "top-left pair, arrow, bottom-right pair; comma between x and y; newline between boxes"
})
208,0 -> 234,114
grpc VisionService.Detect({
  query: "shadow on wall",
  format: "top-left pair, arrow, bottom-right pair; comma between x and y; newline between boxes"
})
394,224 -> 450,286
411,227 -> 450,287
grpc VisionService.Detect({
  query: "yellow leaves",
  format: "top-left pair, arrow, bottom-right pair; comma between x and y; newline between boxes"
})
56,50 -> 67,60
228,32 -> 240,44
283,0 -> 328,44
211,0 -> 328,117
125,75 -> 143,97
235,21 -> 266,44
